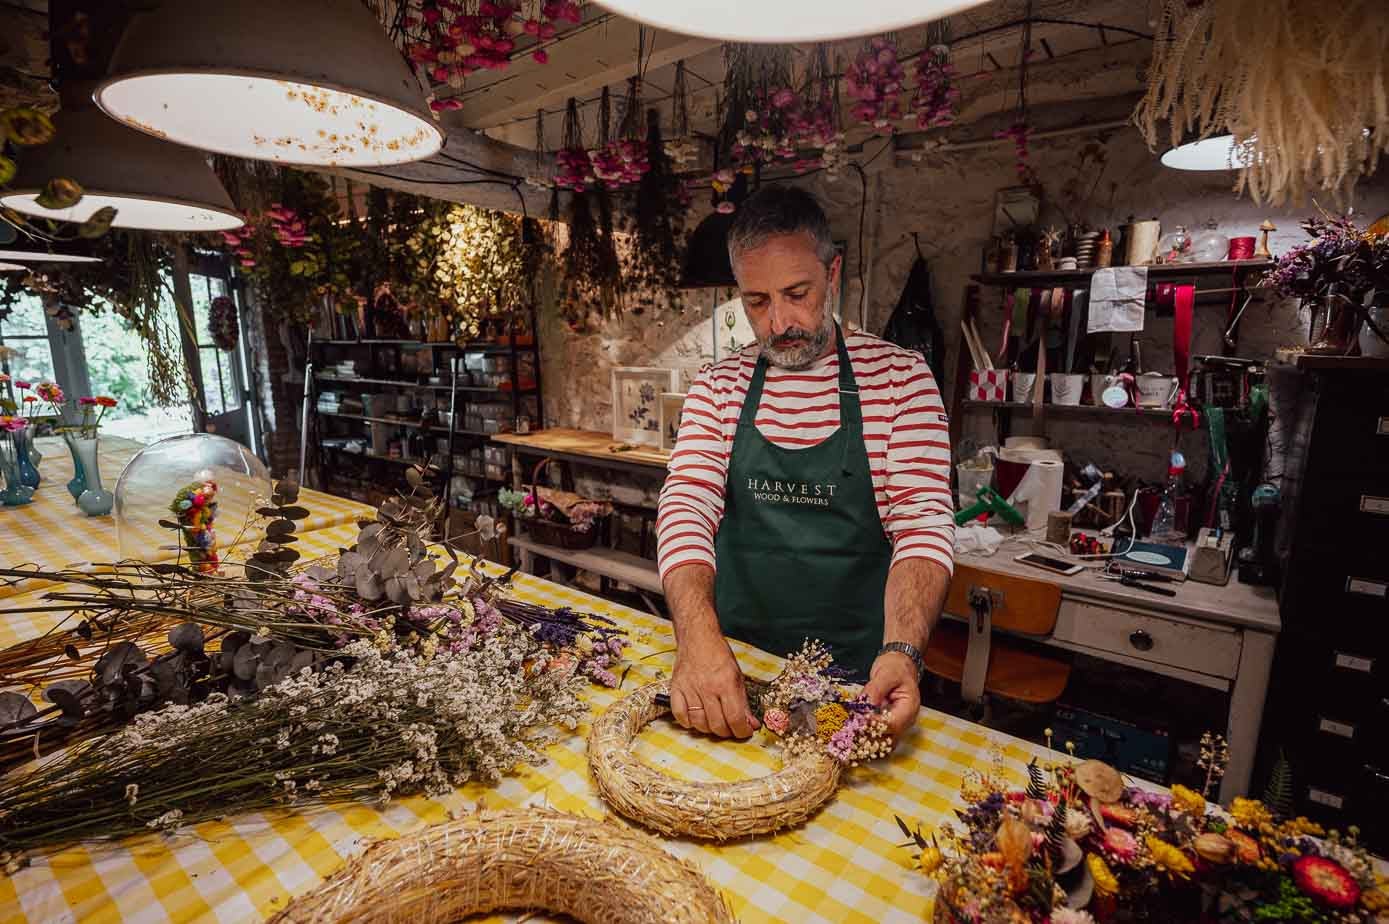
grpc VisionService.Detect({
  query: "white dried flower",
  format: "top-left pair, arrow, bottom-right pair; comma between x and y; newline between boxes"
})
146,809 -> 184,831
124,783 -> 139,806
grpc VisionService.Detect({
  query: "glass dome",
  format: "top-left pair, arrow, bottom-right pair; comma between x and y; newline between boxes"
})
114,433 -> 271,572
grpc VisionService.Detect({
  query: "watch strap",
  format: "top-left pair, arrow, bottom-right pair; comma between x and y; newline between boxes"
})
878,641 -> 925,681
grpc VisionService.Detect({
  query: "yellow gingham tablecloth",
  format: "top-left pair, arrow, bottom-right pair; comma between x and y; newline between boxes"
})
0,517 -> 1046,924
0,436 -> 373,601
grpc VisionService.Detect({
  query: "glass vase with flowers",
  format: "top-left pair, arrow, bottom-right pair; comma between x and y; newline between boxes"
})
0,414 -> 33,506
63,395 -> 118,515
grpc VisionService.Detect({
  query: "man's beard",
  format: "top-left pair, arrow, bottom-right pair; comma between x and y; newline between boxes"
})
758,294 -> 835,370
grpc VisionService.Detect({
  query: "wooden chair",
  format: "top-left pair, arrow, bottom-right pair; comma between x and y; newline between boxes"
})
923,563 -> 1070,705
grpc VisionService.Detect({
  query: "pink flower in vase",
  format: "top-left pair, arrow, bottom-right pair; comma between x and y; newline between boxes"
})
78,397 -> 97,407
14,380 -> 30,390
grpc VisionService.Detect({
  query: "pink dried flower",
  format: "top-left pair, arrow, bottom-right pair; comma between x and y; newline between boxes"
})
762,708 -> 789,735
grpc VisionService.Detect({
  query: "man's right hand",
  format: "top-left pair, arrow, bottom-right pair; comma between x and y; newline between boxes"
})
669,630 -> 760,739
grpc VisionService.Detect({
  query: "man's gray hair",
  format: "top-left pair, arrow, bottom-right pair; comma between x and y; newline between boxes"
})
726,186 -> 837,271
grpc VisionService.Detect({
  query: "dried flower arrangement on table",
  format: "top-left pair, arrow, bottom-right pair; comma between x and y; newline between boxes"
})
898,734 -> 1389,922
590,641 -> 893,841
0,478 -> 632,867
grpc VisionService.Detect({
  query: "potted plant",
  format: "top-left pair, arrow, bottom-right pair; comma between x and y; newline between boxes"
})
1262,213 -> 1389,355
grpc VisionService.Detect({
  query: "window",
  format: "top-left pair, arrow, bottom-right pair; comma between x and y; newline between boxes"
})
189,272 -> 241,417
0,291 -> 58,387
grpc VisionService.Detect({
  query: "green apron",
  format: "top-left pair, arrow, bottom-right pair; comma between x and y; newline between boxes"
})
714,326 -> 892,682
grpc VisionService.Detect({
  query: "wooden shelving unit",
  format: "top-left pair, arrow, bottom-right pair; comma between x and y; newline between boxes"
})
961,399 -> 1200,424
304,317 -> 542,517
970,258 -> 1271,288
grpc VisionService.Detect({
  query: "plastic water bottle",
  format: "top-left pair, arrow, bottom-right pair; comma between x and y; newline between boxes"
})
1150,451 -> 1186,542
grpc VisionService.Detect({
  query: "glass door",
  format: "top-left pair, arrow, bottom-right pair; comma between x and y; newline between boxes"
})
186,256 -> 256,454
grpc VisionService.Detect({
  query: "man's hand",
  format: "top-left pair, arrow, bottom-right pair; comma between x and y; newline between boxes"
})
669,630 -> 760,739
863,651 -> 921,740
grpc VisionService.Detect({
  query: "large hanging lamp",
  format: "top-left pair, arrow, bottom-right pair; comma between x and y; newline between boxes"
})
593,0 -> 988,43
1160,134 -> 1253,171
94,0 -> 443,167
0,217 -> 101,265
0,109 -> 243,231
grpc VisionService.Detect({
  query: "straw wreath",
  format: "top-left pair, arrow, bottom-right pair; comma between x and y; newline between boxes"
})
270,808 -> 735,924
588,680 -> 841,841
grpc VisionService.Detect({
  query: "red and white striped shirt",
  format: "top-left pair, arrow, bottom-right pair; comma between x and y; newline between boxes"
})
656,330 -> 956,581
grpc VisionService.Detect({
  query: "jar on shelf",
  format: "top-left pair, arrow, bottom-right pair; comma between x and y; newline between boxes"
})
1189,219 -> 1231,263
1156,225 -> 1192,264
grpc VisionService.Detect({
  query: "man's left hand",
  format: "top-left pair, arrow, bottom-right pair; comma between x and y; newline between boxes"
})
863,652 -> 921,741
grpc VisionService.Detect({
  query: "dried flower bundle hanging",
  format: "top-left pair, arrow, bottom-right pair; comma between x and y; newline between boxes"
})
208,295 -> 238,351
394,0 -> 581,105
911,21 -> 959,130
846,36 -> 906,134
403,201 -> 529,340
554,97 -> 596,192
1134,0 -> 1389,205
590,79 -> 649,189
0,635 -> 587,862
556,188 -> 621,331
618,108 -> 686,315
664,60 -> 700,170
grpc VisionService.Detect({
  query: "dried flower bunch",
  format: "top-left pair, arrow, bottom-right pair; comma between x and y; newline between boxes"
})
750,640 -> 892,767
403,201 -> 530,340
0,634 -> 587,864
1134,0 -> 1389,205
0,476 -> 628,770
900,744 -> 1389,922
846,37 -> 906,134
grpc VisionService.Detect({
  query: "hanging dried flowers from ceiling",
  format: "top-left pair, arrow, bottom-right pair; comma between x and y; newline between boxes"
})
392,0 -> 582,110
1135,0 -> 1389,205
591,78 -> 650,189
846,36 -> 906,134
664,61 -> 700,171
911,21 -> 959,131
403,202 -> 530,341
618,108 -> 686,315
554,97 -> 596,192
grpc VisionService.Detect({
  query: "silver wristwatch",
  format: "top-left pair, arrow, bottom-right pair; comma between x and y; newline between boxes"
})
878,641 -> 925,683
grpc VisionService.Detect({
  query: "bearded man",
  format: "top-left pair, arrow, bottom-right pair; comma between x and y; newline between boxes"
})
656,186 -> 956,743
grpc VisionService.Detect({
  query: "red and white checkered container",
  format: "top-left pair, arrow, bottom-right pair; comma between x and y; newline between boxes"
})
968,369 -> 1008,402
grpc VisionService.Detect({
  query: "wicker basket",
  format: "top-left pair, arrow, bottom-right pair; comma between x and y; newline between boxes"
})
525,516 -> 598,550
523,457 -> 602,550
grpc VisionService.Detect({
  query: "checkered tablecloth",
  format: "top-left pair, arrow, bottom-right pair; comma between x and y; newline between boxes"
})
0,517 -> 1045,924
0,436 -> 372,602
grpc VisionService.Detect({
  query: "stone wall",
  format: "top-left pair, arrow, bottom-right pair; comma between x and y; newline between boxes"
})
536,120 -> 1389,504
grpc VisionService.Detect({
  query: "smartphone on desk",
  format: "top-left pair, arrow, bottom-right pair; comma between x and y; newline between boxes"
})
1015,551 -> 1084,576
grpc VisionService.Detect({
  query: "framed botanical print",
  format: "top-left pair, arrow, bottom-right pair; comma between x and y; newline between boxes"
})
659,392 -> 687,452
611,367 -> 678,447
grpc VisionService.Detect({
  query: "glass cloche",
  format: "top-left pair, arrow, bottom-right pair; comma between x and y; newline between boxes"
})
114,433 -> 272,572
1189,219 -> 1231,263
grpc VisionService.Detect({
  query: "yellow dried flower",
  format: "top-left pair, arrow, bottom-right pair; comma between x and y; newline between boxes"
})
1087,853 -> 1119,896
814,703 -> 850,740
1145,835 -> 1195,879
1284,816 -> 1325,837
918,845 -> 943,875
1362,887 -> 1389,912
1229,797 -> 1273,830
1169,784 -> 1205,816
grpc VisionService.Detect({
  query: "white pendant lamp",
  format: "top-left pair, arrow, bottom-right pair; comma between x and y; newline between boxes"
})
0,250 -> 100,264
0,109 -> 243,231
593,0 -> 989,42
1161,134 -> 1253,171
94,0 -> 443,167
0,263 -> 25,272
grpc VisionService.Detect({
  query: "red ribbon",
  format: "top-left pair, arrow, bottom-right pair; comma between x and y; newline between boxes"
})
1170,284 -> 1200,430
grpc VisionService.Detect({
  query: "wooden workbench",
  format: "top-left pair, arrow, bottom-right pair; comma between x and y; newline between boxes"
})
491,427 -> 671,474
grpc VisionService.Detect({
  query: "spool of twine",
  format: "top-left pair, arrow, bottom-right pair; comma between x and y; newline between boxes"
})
1046,510 -> 1074,546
